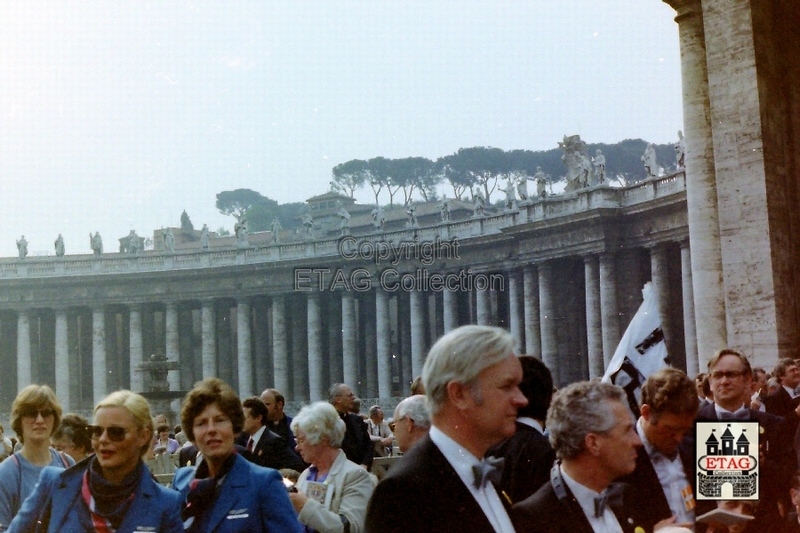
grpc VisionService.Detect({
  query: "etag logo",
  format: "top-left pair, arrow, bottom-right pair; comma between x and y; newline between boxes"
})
695,421 -> 759,500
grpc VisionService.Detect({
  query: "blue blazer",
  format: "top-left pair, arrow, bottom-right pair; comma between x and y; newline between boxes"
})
8,459 -> 183,533
173,453 -> 301,533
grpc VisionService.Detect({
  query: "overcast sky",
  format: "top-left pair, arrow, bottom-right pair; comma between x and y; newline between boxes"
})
0,1 -> 682,257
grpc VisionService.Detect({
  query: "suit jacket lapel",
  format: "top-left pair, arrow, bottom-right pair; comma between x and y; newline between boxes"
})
116,470 -> 157,533
204,455 -> 249,532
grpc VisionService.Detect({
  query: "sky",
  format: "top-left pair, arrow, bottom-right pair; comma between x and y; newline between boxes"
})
0,1 -> 683,257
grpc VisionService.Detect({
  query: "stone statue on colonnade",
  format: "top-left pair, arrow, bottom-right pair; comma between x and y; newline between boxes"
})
593,149 -> 606,184
54,234 -> 65,257
163,228 -> 175,253
16,236 -> 27,260
642,143 -> 658,178
439,195 -> 451,222
90,232 -> 103,255
271,217 -> 283,243
675,130 -> 686,170
200,224 -> 210,249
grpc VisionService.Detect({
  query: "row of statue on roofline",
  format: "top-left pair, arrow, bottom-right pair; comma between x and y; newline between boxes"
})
13,133 -> 687,258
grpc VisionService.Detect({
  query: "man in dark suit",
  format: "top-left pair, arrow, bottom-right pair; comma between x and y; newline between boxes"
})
764,359 -> 800,460
512,381 -> 642,533
487,355 -> 556,504
617,367 -> 698,532
261,388 -> 298,451
241,396 -> 305,471
365,325 -> 527,533
329,383 -> 373,469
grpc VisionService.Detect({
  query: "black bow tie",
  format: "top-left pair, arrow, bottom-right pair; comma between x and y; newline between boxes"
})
593,482 -> 625,518
472,456 -> 504,489
719,410 -> 749,421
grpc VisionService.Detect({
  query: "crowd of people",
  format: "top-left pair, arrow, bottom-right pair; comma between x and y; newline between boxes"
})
0,324 -> 798,532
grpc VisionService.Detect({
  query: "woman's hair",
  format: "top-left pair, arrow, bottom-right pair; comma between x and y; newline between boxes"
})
52,413 -> 92,454
181,378 -> 244,443
291,402 -> 346,448
156,424 -> 170,434
11,384 -> 62,444
94,390 -> 155,456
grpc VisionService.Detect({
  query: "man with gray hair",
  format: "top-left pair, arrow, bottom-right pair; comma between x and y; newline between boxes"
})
366,325 -> 527,533
390,395 -> 430,453
329,383 -> 373,469
512,381 -> 641,533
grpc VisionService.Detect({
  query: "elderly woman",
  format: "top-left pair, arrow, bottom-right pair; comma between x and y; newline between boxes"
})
173,377 -> 300,533
51,413 -> 93,463
7,390 -> 183,533
0,385 -> 73,531
290,402 -> 376,533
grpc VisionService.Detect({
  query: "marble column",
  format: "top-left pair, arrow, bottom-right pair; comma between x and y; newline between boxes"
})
681,241 -> 699,375
165,302 -> 180,394
307,293 -> 323,402
649,244 -> 673,358
129,306 -> 144,393
409,290 -> 426,379
92,307 -> 106,405
201,300 -> 216,379
508,271 -> 523,352
538,263 -> 558,378
16,311 -> 31,391
376,290 -> 391,398
54,308 -> 70,411
271,296 -> 289,395
584,256 -> 604,379
341,292 -> 358,388
523,265 -> 541,358
599,253 -> 621,367
663,0 -> 728,365
291,299 -> 308,401
442,286 -> 458,333
476,286 -> 491,326
363,298 -> 378,398
236,299 -> 252,398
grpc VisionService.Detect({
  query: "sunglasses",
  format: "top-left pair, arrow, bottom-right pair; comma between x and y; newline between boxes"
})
20,408 -> 55,419
86,425 -> 129,442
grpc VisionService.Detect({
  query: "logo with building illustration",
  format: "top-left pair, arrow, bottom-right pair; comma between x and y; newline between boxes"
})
696,421 -> 759,500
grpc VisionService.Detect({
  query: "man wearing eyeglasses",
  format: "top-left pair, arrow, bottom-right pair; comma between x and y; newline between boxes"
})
696,349 -> 795,533
390,395 -> 430,454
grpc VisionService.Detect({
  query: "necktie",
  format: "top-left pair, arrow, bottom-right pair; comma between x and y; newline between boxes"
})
593,482 -> 625,518
472,456 -> 504,489
719,410 -> 749,421
247,437 -> 254,452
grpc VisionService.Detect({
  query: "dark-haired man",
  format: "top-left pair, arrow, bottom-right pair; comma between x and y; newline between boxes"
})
261,388 -> 297,451
242,396 -> 304,471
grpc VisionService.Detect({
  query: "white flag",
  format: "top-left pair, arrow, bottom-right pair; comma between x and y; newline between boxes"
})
602,282 -> 668,415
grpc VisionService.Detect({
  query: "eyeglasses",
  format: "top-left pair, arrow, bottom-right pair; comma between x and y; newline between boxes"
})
86,425 -> 129,442
20,408 -> 55,419
389,416 -> 407,432
710,370 -> 745,380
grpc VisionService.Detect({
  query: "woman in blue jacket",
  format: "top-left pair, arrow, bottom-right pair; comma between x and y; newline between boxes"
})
8,390 -> 183,533
173,377 -> 301,533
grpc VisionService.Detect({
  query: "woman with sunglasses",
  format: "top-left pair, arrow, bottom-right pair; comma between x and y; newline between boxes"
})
0,385 -> 73,531
7,390 -> 183,533
173,377 -> 300,532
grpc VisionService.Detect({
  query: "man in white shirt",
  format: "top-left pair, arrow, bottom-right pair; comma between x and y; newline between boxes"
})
365,325 -> 527,533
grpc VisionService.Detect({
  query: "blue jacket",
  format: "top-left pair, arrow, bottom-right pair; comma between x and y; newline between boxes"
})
7,459 -> 183,533
173,453 -> 301,533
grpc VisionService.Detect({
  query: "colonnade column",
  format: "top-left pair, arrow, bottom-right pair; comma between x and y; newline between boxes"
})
236,299 -> 252,398
92,306 -> 106,405
476,286 -> 491,326
599,253 -> 620,367
409,290 -> 426,379
681,240 -> 699,375
271,296 -> 289,395
508,271 -> 523,352
376,290 -> 391,398
54,308 -> 70,411
341,292 -> 358,388
442,286 -> 458,333
523,265 -> 541,358
16,311 -> 31,391
584,256 -> 604,379
307,294 -> 323,401
538,263 -> 558,378
201,299 -> 216,378
129,305 -> 143,393
165,302 -> 180,394
649,244 -> 673,357
663,0 -> 728,366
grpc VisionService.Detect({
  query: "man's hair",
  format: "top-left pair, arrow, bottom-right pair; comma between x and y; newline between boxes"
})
328,383 -> 347,404
368,405 -> 382,418
394,395 -> 431,430
410,376 -> 424,395
181,378 -> 244,443
242,397 -> 268,426
640,367 -> 699,419
422,325 -> 515,415
752,367 -> 767,379
261,388 -> 285,406
707,348 -> 752,376
11,384 -> 63,444
547,381 -> 627,460
772,358 -> 798,380
695,372 -> 707,383
516,356 -> 553,420
702,375 -> 712,397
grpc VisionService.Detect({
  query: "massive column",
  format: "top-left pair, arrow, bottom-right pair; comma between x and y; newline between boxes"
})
201,299 -> 216,378
476,286 -> 491,325
538,263 -> 558,378
409,290 -> 426,379
16,310 -> 31,391
599,253 -> 620,367
649,244 -> 673,357
271,296 -> 289,395
92,306 -> 106,405
663,0 -> 728,365
681,241 -> 699,375
508,271 -> 523,352
236,299 -> 252,398
584,256 -> 604,379
523,265 -> 541,358
129,305 -> 143,393
165,302 -> 180,394
341,292 -> 358,387
442,285 -> 458,333
54,308 -> 70,411
375,289 -> 391,398
307,293 -> 323,401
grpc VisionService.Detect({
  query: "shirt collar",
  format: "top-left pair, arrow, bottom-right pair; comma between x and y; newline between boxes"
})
250,425 -> 266,447
517,417 -> 544,434
714,404 -> 747,418
429,425 -> 482,481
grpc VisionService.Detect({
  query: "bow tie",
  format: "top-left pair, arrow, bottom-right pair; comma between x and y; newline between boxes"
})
594,483 -> 625,518
719,410 -> 750,421
472,456 -> 504,489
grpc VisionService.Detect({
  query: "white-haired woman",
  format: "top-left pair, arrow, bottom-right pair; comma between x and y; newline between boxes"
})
290,402 -> 375,533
